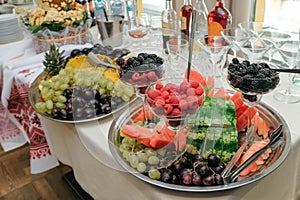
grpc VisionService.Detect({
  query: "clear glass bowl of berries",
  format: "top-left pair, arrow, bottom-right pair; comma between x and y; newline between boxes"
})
227,58 -> 280,106
145,77 -> 205,131
116,52 -> 165,96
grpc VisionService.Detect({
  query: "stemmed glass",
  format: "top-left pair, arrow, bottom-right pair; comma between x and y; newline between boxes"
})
238,21 -> 291,61
128,13 -> 151,46
197,35 -> 231,88
118,48 -> 165,125
145,77 -> 205,131
273,40 -> 300,104
221,27 -> 249,58
227,58 -> 280,134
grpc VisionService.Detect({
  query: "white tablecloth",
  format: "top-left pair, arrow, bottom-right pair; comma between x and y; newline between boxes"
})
41,73 -> 300,200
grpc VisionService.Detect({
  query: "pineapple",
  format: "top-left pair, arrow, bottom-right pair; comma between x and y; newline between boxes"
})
43,44 -> 66,76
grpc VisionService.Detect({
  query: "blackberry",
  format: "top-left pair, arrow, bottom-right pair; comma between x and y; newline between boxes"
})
232,57 -> 240,64
116,57 -> 125,66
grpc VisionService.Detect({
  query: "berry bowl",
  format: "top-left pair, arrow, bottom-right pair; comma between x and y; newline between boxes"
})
227,58 -> 280,103
145,77 -> 205,130
116,52 -> 165,92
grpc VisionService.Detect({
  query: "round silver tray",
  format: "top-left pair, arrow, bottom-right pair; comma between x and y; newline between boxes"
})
108,99 -> 291,192
28,71 -> 135,123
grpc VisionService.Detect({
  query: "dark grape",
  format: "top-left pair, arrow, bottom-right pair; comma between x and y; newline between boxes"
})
214,174 -> 224,185
161,169 -> 172,183
181,173 -> 192,185
192,173 -> 202,186
197,165 -> 210,178
202,175 -> 215,186
207,153 -> 221,167
193,154 -> 205,163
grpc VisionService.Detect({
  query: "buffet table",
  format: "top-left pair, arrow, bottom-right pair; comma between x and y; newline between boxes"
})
2,36 -> 300,199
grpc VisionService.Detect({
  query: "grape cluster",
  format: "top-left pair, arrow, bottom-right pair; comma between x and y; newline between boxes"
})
160,153 -> 225,186
35,67 -> 135,120
116,53 -> 164,76
68,43 -> 131,61
227,58 -> 280,94
119,135 -> 226,186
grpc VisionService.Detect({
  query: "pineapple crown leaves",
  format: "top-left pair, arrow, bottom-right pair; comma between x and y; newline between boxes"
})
43,44 -> 67,76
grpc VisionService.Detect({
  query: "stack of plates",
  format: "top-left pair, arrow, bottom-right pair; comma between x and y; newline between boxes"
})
0,14 -> 24,44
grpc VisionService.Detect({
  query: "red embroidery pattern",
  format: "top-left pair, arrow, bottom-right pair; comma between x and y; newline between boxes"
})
0,75 -> 21,141
7,81 -> 52,159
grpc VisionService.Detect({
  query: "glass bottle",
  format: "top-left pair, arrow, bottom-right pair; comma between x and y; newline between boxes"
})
111,0 -> 124,17
207,0 -> 232,36
194,0 -> 208,38
180,0 -> 193,40
126,0 -> 138,20
161,0 -> 179,50
94,0 -> 107,19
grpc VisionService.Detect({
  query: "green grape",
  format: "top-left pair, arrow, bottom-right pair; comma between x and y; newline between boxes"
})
113,82 -> 122,91
123,86 -> 135,97
148,156 -> 160,165
145,148 -> 157,157
98,88 -> 106,95
119,143 -> 131,152
59,69 -> 66,76
51,75 -> 60,82
129,154 -> 139,168
53,81 -> 61,90
60,84 -> 69,91
122,151 -> 130,161
121,94 -> 130,102
45,100 -> 54,110
148,169 -> 161,180
99,78 -> 108,88
55,102 -> 66,109
56,95 -> 67,103
41,87 -> 49,95
54,90 -> 63,96
122,137 -> 136,146
40,80 -> 51,87
137,162 -> 147,173
106,80 -> 114,91
64,67 -> 73,74
35,102 -> 47,113
136,152 -> 148,162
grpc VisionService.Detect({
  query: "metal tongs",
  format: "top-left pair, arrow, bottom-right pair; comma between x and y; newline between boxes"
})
221,125 -> 284,184
86,52 -> 120,70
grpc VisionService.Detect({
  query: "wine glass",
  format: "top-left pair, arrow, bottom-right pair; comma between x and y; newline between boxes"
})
128,13 -> 151,46
238,21 -> 291,62
273,40 -> 300,104
221,27 -> 250,58
145,77 -> 205,131
197,35 -> 231,88
118,48 -> 165,125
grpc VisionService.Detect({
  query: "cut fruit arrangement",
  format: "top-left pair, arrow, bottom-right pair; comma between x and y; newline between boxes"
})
34,44 -> 135,121
116,69 -> 276,187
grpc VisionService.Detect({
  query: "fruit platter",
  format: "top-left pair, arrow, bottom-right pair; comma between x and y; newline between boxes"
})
29,44 -> 138,123
107,69 -> 291,192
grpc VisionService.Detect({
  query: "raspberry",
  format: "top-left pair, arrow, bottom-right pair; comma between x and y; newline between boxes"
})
147,89 -> 161,100
147,71 -> 158,82
169,95 -> 180,105
186,88 -> 195,96
164,104 -> 173,115
161,90 -> 170,100
190,81 -> 199,89
195,86 -> 204,96
155,82 -> 163,90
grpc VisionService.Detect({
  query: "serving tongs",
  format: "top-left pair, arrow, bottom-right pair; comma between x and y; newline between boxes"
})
272,68 -> 300,74
222,124 -> 284,184
86,52 -> 120,70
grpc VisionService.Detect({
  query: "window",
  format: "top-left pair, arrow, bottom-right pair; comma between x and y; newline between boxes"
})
142,0 -> 165,16
263,0 -> 300,34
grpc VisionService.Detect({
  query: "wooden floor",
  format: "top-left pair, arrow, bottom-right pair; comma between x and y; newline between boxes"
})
0,144 -> 81,200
